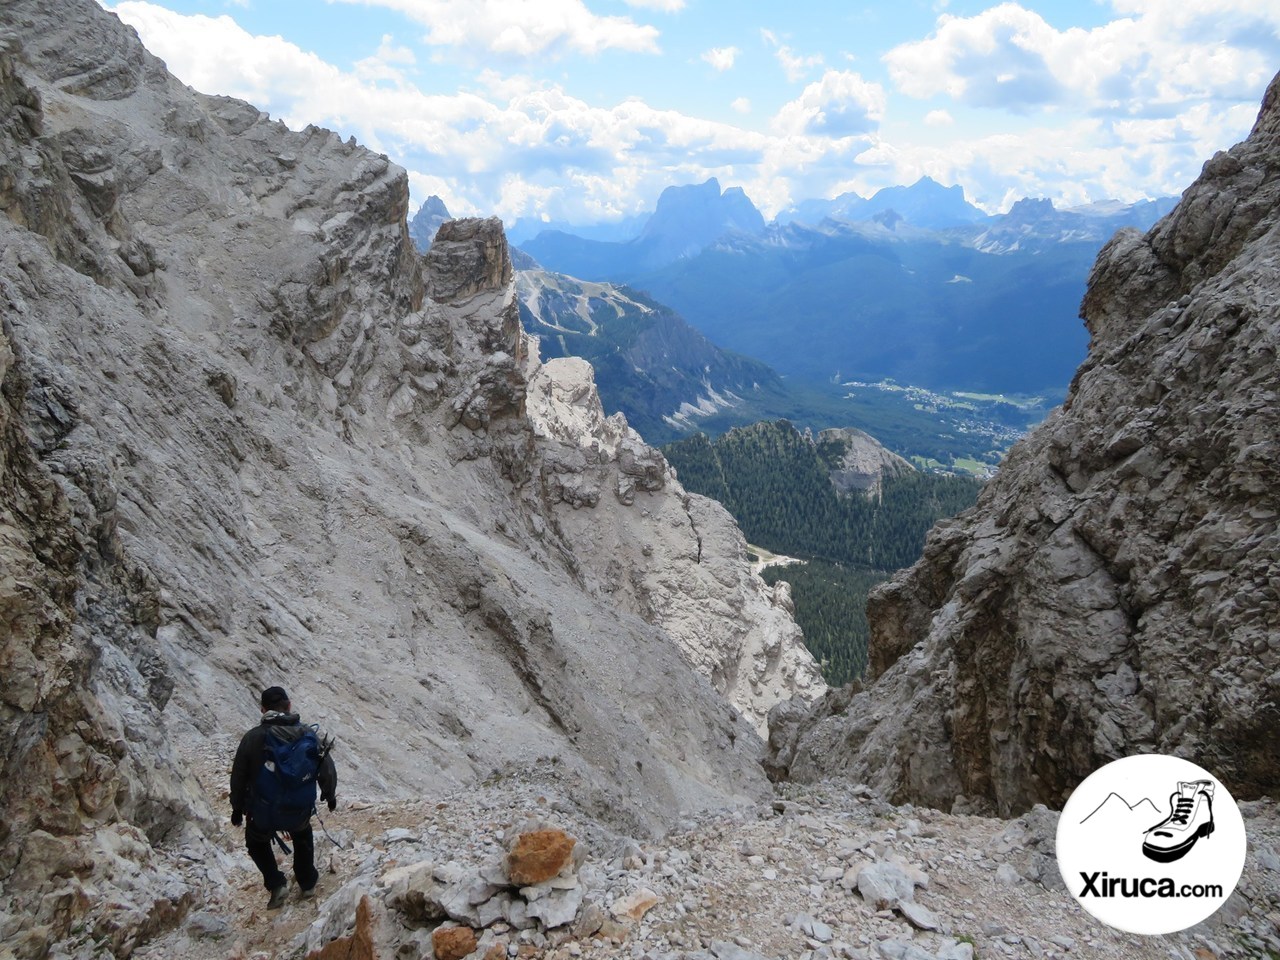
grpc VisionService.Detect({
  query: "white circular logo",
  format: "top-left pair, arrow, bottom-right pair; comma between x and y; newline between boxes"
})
1056,754 -> 1246,935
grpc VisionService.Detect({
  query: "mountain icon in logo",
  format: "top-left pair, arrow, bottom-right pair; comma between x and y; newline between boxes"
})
1080,792 -> 1161,826
1078,783 -> 1218,863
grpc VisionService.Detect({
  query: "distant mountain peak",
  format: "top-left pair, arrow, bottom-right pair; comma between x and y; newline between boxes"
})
1008,197 -> 1056,217
782,177 -> 986,230
637,177 -> 765,262
408,195 -> 452,251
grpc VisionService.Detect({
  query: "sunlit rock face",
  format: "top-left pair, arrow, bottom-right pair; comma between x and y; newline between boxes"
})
0,2 -> 823,954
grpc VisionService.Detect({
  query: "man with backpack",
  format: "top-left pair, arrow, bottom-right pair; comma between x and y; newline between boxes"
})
230,685 -> 337,908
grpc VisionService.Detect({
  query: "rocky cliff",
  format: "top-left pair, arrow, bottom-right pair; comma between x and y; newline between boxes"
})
0,2 -> 819,955
817,427 -> 914,498
770,71 -> 1280,815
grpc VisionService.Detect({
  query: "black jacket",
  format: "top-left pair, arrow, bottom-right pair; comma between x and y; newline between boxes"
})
230,712 -> 337,820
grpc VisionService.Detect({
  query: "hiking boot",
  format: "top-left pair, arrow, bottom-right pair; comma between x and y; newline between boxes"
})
299,885 -> 317,901
267,884 -> 288,910
1143,780 -> 1215,863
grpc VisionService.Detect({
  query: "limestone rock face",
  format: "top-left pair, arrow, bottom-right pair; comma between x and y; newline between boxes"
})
0,1 -> 816,954
772,70 -> 1280,815
525,356 -> 827,734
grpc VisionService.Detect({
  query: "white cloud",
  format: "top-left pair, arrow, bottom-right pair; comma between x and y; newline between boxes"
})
107,1 -> 769,222
330,0 -> 661,58
773,70 -> 886,138
761,30 -> 825,82
373,35 -> 416,65
104,0 -> 1270,225
884,5 -> 1063,110
924,109 -> 954,126
701,46 -> 739,72
853,98 -> 1260,212
776,46 -> 824,82
884,1 -> 1279,116
353,34 -> 418,84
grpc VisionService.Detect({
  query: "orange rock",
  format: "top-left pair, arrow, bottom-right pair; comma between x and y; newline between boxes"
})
432,925 -> 477,960
610,888 -> 660,922
482,943 -> 507,960
304,895 -> 376,960
506,829 -> 576,886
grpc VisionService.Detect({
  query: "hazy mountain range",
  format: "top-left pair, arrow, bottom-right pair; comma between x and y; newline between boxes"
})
517,177 -> 1178,399
411,183 -> 1143,462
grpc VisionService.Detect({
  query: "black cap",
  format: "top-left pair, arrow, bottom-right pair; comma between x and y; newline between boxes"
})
261,686 -> 290,710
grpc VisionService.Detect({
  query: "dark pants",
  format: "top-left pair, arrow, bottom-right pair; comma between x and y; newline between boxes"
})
246,821 -> 318,891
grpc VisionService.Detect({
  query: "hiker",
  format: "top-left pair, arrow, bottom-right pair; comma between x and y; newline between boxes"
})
230,685 -> 337,909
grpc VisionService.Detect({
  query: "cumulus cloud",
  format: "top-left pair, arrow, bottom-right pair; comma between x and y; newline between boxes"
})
701,46 -> 739,71
884,1 -> 1279,117
773,70 -> 886,138
761,30 -> 825,82
107,1 -> 770,222
924,109 -> 954,126
353,34 -> 418,84
884,5 -> 1063,110
104,0 -> 1270,224
330,0 -> 661,58
854,98 -> 1259,212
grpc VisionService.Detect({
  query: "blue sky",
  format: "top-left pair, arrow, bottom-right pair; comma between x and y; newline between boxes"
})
103,0 -> 1280,224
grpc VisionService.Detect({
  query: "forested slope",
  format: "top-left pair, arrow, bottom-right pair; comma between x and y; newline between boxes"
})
664,422 -> 981,682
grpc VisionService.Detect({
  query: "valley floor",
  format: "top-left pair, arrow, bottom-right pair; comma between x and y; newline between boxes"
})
136,747 -> 1280,960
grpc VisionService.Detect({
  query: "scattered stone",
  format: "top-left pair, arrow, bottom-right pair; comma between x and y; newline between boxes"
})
433,925 -> 478,960
858,863 -> 916,911
876,939 -> 937,960
186,912 -> 230,939
798,913 -> 834,943
995,864 -> 1022,886
525,886 -> 585,928
610,888 -> 661,922
507,830 -> 576,886
898,900 -> 940,932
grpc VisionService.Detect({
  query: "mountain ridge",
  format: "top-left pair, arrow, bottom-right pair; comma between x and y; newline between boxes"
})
0,4 -> 823,954
768,68 -> 1280,816
518,189 -> 1179,399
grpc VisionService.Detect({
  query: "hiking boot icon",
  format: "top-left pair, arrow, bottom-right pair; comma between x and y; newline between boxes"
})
1143,780 -> 1215,863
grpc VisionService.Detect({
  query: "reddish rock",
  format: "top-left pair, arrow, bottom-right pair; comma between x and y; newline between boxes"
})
609,888 -> 660,922
305,895 -> 376,960
506,829 -> 576,886
432,925 -> 477,960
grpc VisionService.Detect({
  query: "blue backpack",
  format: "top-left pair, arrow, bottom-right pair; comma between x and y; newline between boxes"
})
250,724 -> 325,833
